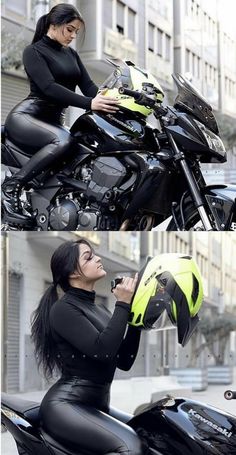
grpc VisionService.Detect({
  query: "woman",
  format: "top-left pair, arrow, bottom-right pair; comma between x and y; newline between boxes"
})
31,239 -> 143,455
3,3 -> 119,220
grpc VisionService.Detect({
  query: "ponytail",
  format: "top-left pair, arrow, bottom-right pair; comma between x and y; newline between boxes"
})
32,14 -> 49,44
31,239 -> 92,379
31,283 -> 61,379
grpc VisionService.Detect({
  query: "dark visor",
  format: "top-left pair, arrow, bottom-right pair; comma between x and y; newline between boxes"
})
178,314 -> 199,347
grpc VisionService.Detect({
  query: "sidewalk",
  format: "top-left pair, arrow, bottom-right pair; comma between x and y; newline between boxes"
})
2,371 -> 236,455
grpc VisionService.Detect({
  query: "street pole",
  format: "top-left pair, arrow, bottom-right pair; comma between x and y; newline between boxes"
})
1,233 -> 9,392
216,0 -> 223,113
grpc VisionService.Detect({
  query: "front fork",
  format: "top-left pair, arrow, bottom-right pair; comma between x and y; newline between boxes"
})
168,134 -> 214,231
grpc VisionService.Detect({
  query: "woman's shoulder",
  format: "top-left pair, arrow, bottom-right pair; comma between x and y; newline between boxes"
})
23,41 -> 41,59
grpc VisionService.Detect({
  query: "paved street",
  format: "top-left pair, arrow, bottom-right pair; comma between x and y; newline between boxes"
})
2,371 -> 236,455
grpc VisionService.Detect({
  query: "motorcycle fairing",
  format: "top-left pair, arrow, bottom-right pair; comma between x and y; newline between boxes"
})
1,140 -> 31,168
1,405 -> 52,455
122,153 -> 187,220
170,184 -> 236,231
165,113 -> 226,163
129,397 -> 236,455
204,185 -> 236,230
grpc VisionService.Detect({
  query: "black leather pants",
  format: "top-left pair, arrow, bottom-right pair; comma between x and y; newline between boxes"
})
5,97 -> 73,183
40,377 -> 143,455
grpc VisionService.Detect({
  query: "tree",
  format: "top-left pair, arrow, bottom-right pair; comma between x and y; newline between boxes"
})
1,27 -> 27,71
190,313 -> 236,366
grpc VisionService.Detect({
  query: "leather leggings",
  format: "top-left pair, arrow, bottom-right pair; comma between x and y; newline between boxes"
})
5,97 -> 73,183
40,377 -> 143,455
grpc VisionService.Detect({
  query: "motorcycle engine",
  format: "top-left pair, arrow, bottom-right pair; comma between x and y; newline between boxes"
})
83,157 -> 127,202
49,198 -> 101,231
49,157 -> 128,231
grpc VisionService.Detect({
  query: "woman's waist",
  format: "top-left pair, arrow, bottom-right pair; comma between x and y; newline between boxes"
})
10,97 -> 66,125
42,376 -> 111,412
11,97 -> 66,116
26,95 -> 67,111
59,375 -> 111,388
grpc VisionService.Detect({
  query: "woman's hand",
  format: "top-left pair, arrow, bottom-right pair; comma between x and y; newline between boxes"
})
113,273 -> 139,304
91,90 -> 120,113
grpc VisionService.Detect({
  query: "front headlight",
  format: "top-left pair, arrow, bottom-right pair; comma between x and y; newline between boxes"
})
194,120 -> 226,157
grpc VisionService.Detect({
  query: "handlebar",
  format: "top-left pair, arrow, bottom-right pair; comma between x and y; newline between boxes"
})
118,87 -> 167,117
224,390 -> 236,400
118,87 -> 142,101
118,87 -> 156,107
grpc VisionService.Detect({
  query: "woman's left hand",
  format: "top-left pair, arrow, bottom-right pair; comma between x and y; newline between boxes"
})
112,273 -> 139,304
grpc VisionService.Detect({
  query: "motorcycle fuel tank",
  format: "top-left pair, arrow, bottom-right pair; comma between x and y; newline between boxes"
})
129,397 -> 236,455
70,111 -> 148,153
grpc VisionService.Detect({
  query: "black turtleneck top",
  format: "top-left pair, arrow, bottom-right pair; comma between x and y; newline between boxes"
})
49,287 -> 141,384
23,35 -> 98,110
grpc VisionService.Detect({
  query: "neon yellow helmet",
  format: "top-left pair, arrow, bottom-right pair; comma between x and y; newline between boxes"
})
129,253 -> 204,346
99,59 -> 164,117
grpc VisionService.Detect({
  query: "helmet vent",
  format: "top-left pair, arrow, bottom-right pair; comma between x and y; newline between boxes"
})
159,277 -> 168,287
128,312 -> 134,323
191,273 -> 199,305
135,314 -> 142,324
180,256 -> 192,260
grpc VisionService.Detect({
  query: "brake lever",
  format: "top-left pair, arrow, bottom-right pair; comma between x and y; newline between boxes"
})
134,93 -> 156,108
111,277 -> 123,292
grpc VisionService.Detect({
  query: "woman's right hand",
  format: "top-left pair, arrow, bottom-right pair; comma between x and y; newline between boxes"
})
91,90 -> 120,113
113,273 -> 138,304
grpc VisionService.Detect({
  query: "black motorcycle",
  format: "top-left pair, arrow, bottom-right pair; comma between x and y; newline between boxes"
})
1,390 -> 236,454
1,63 -> 236,231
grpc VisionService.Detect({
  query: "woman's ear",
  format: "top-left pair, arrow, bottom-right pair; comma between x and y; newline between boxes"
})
69,271 -> 81,279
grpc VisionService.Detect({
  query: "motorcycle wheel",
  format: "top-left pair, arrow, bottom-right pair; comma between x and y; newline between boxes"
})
167,204 -> 236,231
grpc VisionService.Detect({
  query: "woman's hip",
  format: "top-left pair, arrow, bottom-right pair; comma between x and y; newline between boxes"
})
6,97 -> 66,126
41,377 -> 111,413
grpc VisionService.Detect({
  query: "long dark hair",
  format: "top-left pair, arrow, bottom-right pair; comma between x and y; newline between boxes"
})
31,239 -> 93,379
32,3 -> 85,44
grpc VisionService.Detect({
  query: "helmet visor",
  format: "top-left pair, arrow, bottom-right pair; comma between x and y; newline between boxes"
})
178,314 -> 199,347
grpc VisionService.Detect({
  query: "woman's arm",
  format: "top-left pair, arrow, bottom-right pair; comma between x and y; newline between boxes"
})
73,50 -> 98,98
117,325 -> 141,371
50,300 -> 130,362
23,46 -> 94,109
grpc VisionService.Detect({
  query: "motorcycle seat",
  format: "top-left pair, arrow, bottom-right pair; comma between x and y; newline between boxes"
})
4,137 -> 39,158
1,392 -> 41,425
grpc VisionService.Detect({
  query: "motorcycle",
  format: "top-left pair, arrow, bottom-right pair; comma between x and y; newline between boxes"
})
1,60 -> 236,231
1,390 -> 236,454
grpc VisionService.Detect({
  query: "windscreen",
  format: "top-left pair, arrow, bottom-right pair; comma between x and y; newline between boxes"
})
173,73 -> 219,134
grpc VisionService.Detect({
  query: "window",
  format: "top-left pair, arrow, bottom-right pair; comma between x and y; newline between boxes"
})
104,0 -> 113,28
117,0 -> 125,34
148,23 -> 155,52
128,8 -> 136,42
165,34 -> 171,61
186,49 -> 190,72
6,0 -> 27,15
185,0 -> 189,15
157,28 -> 163,57
205,62 -> 208,83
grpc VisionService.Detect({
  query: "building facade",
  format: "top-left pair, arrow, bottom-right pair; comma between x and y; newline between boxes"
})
2,0 -> 236,118
1,0 -> 236,184
1,231 -> 236,393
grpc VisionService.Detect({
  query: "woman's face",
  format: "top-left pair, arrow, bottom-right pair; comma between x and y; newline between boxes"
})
77,243 -> 107,283
50,19 -> 82,46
